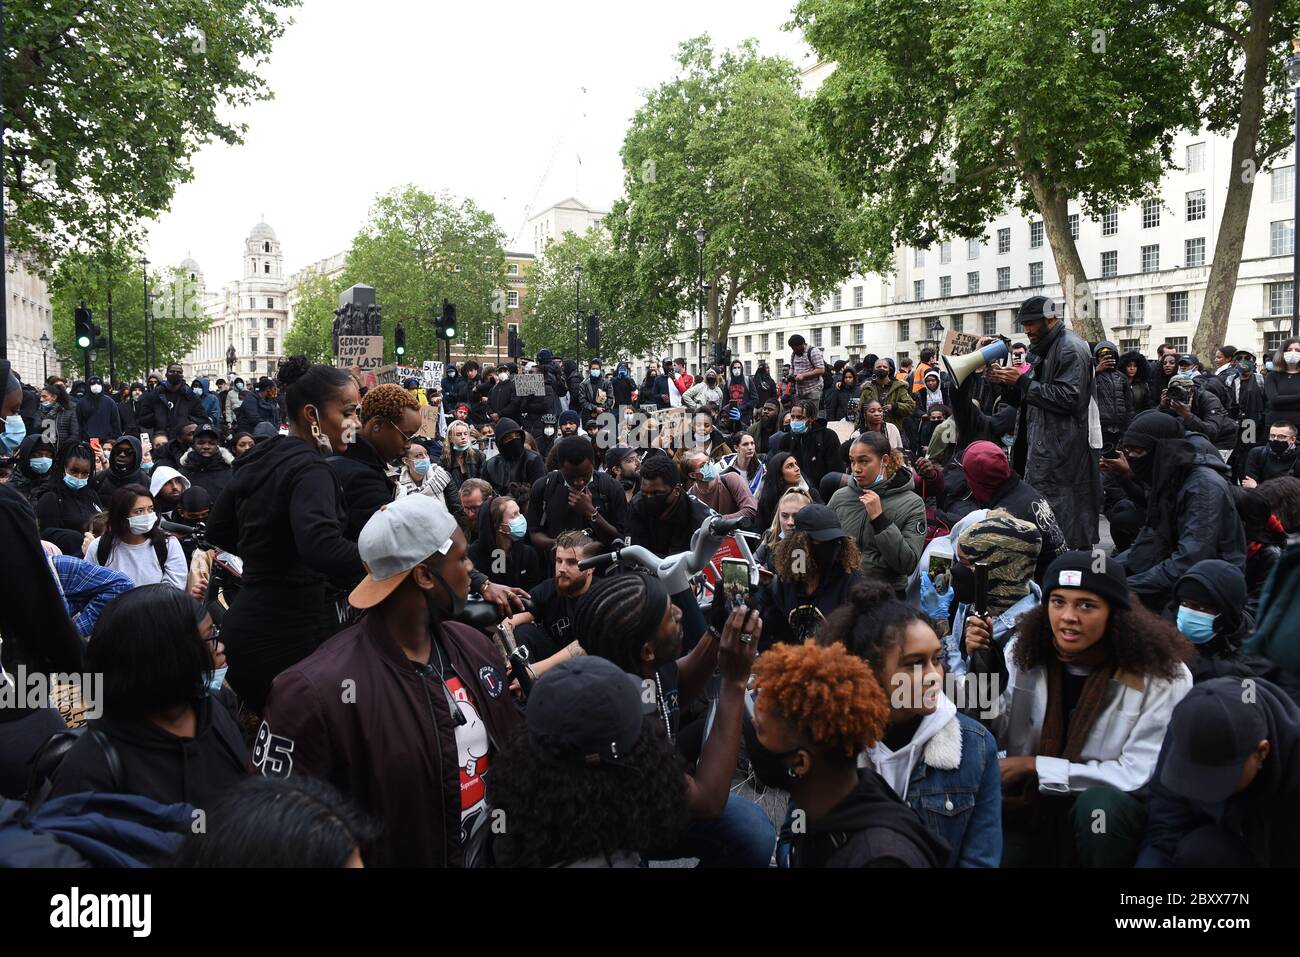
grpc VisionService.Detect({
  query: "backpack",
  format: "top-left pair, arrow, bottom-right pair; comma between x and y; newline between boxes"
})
25,726 -> 124,810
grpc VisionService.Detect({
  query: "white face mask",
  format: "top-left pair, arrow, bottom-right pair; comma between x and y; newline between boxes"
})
128,513 -> 157,535
90,383 -> 103,395
1286,350 -> 1300,367
498,372 -> 509,382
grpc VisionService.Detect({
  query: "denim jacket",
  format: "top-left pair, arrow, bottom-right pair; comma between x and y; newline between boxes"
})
868,711 -> 1003,867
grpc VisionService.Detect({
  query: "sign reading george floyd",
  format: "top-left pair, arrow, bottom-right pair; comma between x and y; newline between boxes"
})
336,335 -> 384,371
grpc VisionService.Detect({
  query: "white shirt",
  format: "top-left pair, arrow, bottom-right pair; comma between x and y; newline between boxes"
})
85,535 -> 187,590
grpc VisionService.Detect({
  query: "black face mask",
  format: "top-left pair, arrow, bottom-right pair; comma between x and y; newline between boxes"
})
809,540 -> 842,575
620,474 -> 640,492
1270,439 -> 1293,457
642,490 -> 675,519
742,715 -> 800,791
425,565 -> 468,621
167,373 -> 184,387
499,437 -> 523,460
1129,450 -> 1155,484
950,561 -> 976,606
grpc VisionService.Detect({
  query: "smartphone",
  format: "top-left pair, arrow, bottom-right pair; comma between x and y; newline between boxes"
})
720,557 -> 754,611
928,555 -> 951,579
89,438 -> 101,453
1101,447 -> 1121,460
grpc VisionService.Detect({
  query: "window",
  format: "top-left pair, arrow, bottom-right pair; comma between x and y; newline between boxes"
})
1068,213 -> 1079,240
853,286 -> 863,308
940,241 -> 952,264
968,238 -> 980,259
743,306 -> 751,323
506,263 -> 519,275
266,338 -> 275,354
997,228 -> 1010,254
1187,142 -> 1205,175
248,361 -> 257,374
744,361 -> 753,375
1269,281 -> 1293,317
744,335 -> 752,352
1167,336 -> 1188,353
1119,338 -> 1141,353
265,317 -> 274,329
997,266 -> 1011,290
981,312 -> 997,336
832,326 -> 842,347
266,297 -> 275,309
1101,250 -> 1118,278
914,248 -> 925,268
1126,296 -> 1145,322
729,337 -> 738,354
1030,221 -> 1044,248
248,297 -> 255,309
760,334 -> 770,351
1102,206 -> 1118,236
264,263 -> 270,274
897,351 -> 911,366
1186,190 -> 1206,222
968,271 -> 980,294
1272,220 -> 1295,257
939,276 -> 952,297
1273,165 -> 1295,204
264,241 -> 271,253
1168,291 -> 1189,323
832,291 -> 842,311
507,290 -> 520,308
1265,331 -> 1288,356
1141,244 -> 1160,273
914,279 -> 925,301
952,314 -> 965,333
898,319 -> 911,341
812,327 -> 824,348
249,338 -> 257,354
1029,261 -> 1043,286
1142,198 -> 1160,228
852,324 -> 864,344
1185,237 -> 1206,267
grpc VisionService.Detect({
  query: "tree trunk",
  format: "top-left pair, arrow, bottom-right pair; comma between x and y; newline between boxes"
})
712,273 -> 740,344
1026,173 -> 1103,343
1192,1 -> 1274,362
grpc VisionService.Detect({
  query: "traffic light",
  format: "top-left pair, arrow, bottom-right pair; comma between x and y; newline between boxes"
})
585,311 -> 600,350
437,300 -> 457,340
75,304 -> 93,349
394,322 -> 406,357
508,326 -> 523,359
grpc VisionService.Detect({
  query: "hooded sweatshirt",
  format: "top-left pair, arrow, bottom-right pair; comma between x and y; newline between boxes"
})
93,435 -> 146,499
866,694 -> 958,800
193,377 -> 222,432
9,435 -> 56,504
179,444 -> 235,500
829,469 -> 927,594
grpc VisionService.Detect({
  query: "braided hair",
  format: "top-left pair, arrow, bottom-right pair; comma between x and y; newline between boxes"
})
574,572 -> 669,675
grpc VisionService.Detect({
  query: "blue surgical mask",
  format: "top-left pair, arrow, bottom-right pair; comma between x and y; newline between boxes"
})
64,473 -> 89,490
790,419 -> 808,434
412,457 -> 431,475
1,415 -> 26,455
453,440 -> 472,452
778,529 -> 787,540
699,461 -> 719,482
141,461 -> 154,472
508,515 -> 529,541
30,457 -> 53,474
204,665 -> 229,696
192,387 -> 203,397
1176,605 -> 1217,644
590,369 -> 601,379
618,368 -> 628,378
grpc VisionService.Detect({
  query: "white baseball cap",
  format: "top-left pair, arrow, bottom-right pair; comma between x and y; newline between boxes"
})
349,494 -> 459,609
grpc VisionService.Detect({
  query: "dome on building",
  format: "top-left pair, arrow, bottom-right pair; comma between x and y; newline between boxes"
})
179,256 -> 202,276
248,221 -> 277,242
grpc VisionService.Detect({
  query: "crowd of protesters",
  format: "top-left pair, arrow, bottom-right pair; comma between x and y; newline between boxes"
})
1,296 -> 1298,870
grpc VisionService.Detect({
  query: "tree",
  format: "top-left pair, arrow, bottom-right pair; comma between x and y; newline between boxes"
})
283,266 -> 346,364
790,0 -> 1201,343
344,185 -> 508,365
608,36 -> 859,360
49,238 -> 208,382
1175,1 -> 1300,359
4,0 -> 299,264
521,228 -> 676,364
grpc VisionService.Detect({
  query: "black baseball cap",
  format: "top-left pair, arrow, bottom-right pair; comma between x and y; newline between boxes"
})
194,423 -> 220,442
1159,678 -> 1268,804
1177,354 -> 1198,367
1015,295 -> 1056,325
605,446 -> 637,471
179,485 -> 212,513
793,504 -> 846,542
526,657 -> 655,767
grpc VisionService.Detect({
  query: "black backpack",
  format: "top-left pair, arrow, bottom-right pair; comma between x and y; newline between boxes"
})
26,726 -> 123,810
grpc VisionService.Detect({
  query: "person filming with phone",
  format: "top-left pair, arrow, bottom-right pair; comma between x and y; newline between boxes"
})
760,504 -> 863,648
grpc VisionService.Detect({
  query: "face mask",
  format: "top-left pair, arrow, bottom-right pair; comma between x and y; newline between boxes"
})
1239,361 -> 1255,374
790,419 -> 808,434
90,383 -> 103,395
498,372 -> 509,382
167,373 -> 183,386
40,401 -> 54,411
1129,451 -> 1154,484
141,461 -> 154,472
1270,439 -> 1293,457
499,438 -> 523,459
1266,361 -> 1276,372
192,387 -> 203,397
695,430 -> 712,443
507,515 -> 529,541
870,465 -> 886,489
234,383 -> 244,393
642,492 -> 673,519
453,439 -> 472,452
426,566 -> 468,620
950,561 -> 976,606
30,457 -> 53,474
1286,351 -> 1300,367
412,457 -> 431,475
1176,605 -> 1218,644
698,461 -> 719,482
64,473 -> 89,490
706,377 -> 717,386
448,371 -> 457,379
128,513 -> 157,535
2,416 -> 27,455
778,529 -> 788,540
732,367 -> 742,377
742,717 -> 800,791
618,369 -> 628,378
810,540 -> 842,573
204,665 -> 229,697
590,369 -> 601,379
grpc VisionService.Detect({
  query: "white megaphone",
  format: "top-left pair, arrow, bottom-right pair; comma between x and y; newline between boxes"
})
941,339 -> 1010,387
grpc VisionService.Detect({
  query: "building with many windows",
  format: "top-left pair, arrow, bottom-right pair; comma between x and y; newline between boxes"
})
5,247 -> 58,385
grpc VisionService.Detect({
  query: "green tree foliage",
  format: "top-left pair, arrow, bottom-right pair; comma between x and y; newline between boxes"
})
790,0 -> 1201,342
607,35 -> 858,355
283,266 -> 346,365
4,0 -> 300,264
49,238 -> 207,382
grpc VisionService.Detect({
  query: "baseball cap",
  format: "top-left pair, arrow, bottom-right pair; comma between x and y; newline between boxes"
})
1177,353 -> 1198,366
194,422 -> 220,442
1014,295 -> 1056,325
526,657 -> 655,767
605,446 -> 636,471
1159,678 -> 1268,804
349,495 -> 459,609
793,504 -> 847,542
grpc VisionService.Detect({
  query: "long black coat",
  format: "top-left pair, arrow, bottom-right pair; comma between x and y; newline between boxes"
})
1010,322 -> 1099,548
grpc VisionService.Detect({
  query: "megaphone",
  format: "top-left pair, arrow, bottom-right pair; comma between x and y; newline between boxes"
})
941,339 -> 1009,387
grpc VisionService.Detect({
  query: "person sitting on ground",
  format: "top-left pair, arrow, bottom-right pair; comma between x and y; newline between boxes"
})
681,447 -> 757,528
625,453 -> 711,560
396,437 -> 454,510
487,656 -> 689,868
992,551 -> 1193,867
328,383 -> 423,541
9,435 -> 56,504
855,399 -> 903,456
857,357 -> 916,434
506,530 -> 602,669
456,477 -> 493,542
754,450 -> 820,533
442,419 -> 486,490
768,400 -> 841,489
1243,420 -> 1300,486
688,409 -> 732,463
820,580 -> 1002,867
754,488 -> 812,572
84,484 -> 187,590
468,495 -> 544,593
148,464 -> 191,520
748,640 -> 948,868
604,446 -> 641,503
760,503 -> 862,648
528,436 -> 627,556
35,442 -> 103,555
483,417 -> 545,497
726,431 -> 766,497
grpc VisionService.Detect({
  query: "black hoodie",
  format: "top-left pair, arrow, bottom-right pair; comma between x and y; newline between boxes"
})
92,434 -> 145,499
9,435 -> 55,504
790,768 -> 950,868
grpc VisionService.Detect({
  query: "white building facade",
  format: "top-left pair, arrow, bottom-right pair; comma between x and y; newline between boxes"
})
5,249 -> 58,385
526,197 -> 607,257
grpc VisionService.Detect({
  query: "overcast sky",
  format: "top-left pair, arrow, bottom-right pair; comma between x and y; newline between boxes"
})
145,0 -> 813,285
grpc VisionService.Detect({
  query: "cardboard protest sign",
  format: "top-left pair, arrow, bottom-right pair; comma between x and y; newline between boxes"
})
942,330 -> 982,356
514,373 -> 546,397
395,365 -> 423,382
336,335 -> 384,371
422,361 -> 443,388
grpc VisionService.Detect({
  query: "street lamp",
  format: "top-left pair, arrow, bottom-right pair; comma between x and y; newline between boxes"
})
39,332 -> 50,381
695,227 -> 707,375
1288,38 -> 1300,338
574,262 -> 582,364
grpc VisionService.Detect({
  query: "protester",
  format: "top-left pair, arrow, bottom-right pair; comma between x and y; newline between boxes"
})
726,431 -> 766,497
191,376 -> 222,432
35,442 -> 103,555
49,550 -> 134,641
527,436 -> 626,553
1092,341 -> 1133,451
506,530 -> 602,667
761,503 -> 863,647
206,357 -> 365,714
754,450 -> 818,533
769,399 -> 841,490
857,398 -> 904,453
487,656 -> 688,867
1119,350 -> 1153,413
397,438 -> 453,510
1160,367 -> 1232,446
824,366 -> 857,422
149,465 -> 191,518
605,446 -> 641,503
682,448 -> 757,527
992,552 -> 1193,867
118,382 -> 148,436
626,454 -> 711,559
1244,421 -> 1300,485
468,495 -> 544,591
83,484 -> 187,589
682,368 -> 723,413
748,641 -> 947,867
820,580 -> 1002,867
856,357 -> 915,434
178,422 -> 234,501
483,417 -> 545,497
37,382 -> 81,449
140,363 -> 210,436
327,383 -> 421,541
457,478 -> 494,542
92,434 -> 147,499
787,334 -> 826,405
747,399 -> 782,454
1264,337 -> 1300,427
9,435 -> 56,504
442,419 -> 486,491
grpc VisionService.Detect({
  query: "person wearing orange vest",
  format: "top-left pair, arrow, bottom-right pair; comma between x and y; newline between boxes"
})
908,348 -> 937,394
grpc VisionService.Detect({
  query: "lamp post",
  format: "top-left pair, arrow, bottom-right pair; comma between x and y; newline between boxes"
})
1288,39 -> 1300,339
39,332 -> 50,381
574,262 -> 582,365
140,257 -> 152,374
695,227 -> 707,376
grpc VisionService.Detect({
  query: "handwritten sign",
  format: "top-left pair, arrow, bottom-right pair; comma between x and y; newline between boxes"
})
419,404 -> 441,438
395,365 -> 423,383
336,335 -> 384,371
514,373 -> 546,397
423,361 -> 444,388
942,330 -> 982,357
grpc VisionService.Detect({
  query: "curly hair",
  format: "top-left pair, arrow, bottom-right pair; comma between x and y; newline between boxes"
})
489,718 -> 687,867
1254,476 -> 1300,532
773,529 -> 862,580
1011,602 -> 1193,680
818,578 -> 933,675
751,641 -> 890,758
360,383 -> 419,425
